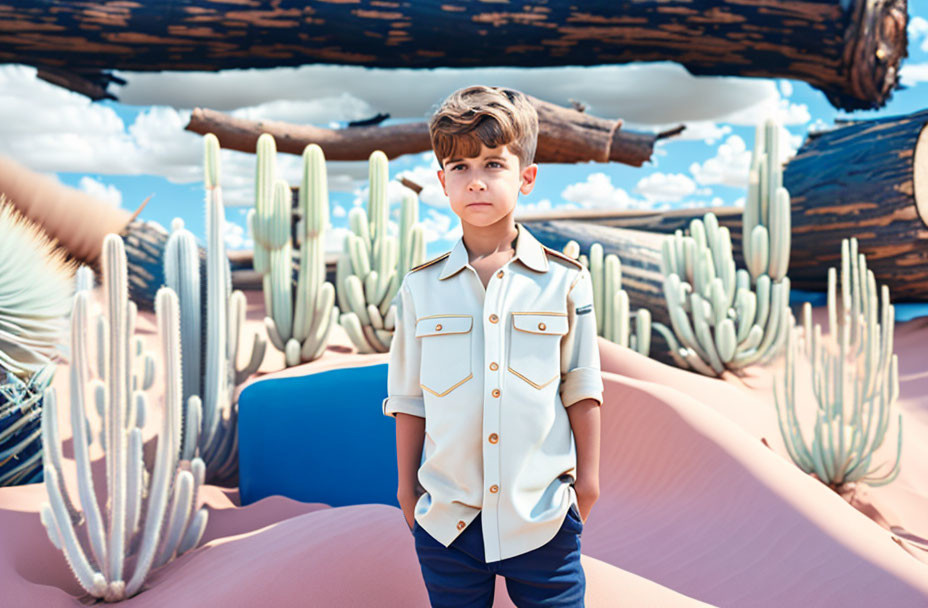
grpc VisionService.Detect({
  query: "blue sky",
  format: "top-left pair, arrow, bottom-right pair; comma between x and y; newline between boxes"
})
3,10 -> 927,260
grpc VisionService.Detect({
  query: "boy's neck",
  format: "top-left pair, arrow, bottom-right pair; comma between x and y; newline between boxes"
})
461,216 -> 519,264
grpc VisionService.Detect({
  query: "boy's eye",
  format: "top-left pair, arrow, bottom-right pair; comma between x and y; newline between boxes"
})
487,161 -> 502,168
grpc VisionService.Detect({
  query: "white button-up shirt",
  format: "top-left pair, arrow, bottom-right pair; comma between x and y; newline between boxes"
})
382,221 -> 604,562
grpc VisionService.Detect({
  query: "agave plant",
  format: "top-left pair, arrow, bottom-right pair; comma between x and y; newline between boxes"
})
0,194 -> 75,379
40,236 -> 207,601
774,237 -> 901,491
0,195 -> 76,487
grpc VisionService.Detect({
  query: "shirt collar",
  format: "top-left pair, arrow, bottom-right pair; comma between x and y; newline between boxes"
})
438,221 -> 549,280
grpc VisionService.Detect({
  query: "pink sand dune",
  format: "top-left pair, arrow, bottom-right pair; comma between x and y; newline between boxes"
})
2,287 -> 928,606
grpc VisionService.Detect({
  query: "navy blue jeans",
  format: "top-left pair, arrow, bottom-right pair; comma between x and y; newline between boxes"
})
411,504 -> 586,607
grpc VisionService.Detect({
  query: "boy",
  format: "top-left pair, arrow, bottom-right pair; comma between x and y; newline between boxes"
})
382,85 -> 604,607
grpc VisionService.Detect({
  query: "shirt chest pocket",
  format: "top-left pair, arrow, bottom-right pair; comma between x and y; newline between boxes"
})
416,314 -> 473,397
508,312 -> 569,389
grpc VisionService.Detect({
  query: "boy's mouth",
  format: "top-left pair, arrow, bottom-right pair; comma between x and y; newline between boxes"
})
468,202 -> 492,207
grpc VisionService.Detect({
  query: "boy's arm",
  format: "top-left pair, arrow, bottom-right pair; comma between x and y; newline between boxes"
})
560,267 -> 605,521
382,277 -> 426,500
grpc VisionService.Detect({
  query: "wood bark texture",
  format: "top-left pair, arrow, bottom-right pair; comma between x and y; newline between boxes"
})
0,0 -> 908,110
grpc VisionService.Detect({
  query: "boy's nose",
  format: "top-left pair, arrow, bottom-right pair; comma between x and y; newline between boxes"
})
468,179 -> 487,191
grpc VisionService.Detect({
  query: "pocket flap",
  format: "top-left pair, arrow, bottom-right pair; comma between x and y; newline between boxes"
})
416,315 -> 473,338
512,312 -> 568,336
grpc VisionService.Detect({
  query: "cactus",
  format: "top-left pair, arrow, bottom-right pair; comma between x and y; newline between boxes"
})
39,236 -> 207,601
774,237 -> 901,491
561,241 -> 651,356
164,133 -> 266,484
653,118 -> 791,376
248,134 -> 339,366
336,150 -> 427,353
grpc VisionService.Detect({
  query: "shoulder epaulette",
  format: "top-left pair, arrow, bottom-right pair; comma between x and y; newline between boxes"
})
542,245 -> 584,270
408,251 -> 451,273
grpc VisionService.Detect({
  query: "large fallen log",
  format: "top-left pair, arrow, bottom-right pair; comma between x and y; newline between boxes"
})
185,98 -> 670,167
0,1 -> 906,111
783,108 -> 928,301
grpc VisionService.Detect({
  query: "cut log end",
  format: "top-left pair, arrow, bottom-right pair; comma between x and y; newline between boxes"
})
915,123 -> 928,229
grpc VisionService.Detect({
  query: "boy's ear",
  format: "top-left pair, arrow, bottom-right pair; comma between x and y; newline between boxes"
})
437,168 -> 447,195
519,163 -> 538,196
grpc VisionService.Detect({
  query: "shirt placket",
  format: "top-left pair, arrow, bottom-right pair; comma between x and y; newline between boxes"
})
471,261 -> 510,563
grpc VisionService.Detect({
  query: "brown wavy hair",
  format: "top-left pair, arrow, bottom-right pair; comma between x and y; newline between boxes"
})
428,85 -> 539,169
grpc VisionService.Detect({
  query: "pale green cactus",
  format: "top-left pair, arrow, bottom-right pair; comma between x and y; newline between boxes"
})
562,240 -> 651,356
248,134 -> 338,366
336,150 -> 427,353
163,133 -> 265,483
39,236 -> 207,601
653,118 -> 791,376
774,237 -> 901,490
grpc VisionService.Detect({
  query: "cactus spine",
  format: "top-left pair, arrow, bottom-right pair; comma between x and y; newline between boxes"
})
40,236 -> 207,601
336,151 -> 426,353
562,241 -> 651,356
654,118 -> 791,376
774,237 -> 901,490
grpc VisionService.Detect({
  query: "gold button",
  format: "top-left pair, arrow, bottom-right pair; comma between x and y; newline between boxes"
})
489,362 -> 498,371
435,323 -> 442,331
496,270 -> 504,278
538,322 -> 546,330
489,313 -> 498,323
492,388 -> 500,398
457,520 -> 466,530
489,484 -> 499,493
488,433 -> 499,444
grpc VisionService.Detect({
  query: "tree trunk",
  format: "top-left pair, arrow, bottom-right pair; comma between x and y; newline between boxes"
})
0,0 -> 907,111
783,108 -> 928,301
185,98 -> 665,167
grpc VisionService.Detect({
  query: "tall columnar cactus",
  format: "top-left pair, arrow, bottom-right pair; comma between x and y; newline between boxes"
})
774,237 -> 901,491
562,240 -> 651,356
336,151 -> 427,353
165,133 -> 265,484
248,134 -> 338,366
40,236 -> 207,601
653,118 -> 792,376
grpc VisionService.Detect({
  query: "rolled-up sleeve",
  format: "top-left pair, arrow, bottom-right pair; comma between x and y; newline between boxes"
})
382,276 -> 426,419
559,267 -> 604,408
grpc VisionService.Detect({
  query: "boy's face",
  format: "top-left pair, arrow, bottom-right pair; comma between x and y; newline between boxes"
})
436,143 -> 538,228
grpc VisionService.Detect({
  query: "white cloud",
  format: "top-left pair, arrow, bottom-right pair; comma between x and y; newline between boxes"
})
395,158 -> 447,209
909,17 -> 928,53
332,204 -> 346,218
778,80 -> 793,98
114,62 -> 783,129
900,62 -> 928,87
689,135 -> 752,188
223,220 -> 253,251
417,208 -> 457,243
561,173 -> 655,210
635,172 -> 698,203
77,176 -> 122,208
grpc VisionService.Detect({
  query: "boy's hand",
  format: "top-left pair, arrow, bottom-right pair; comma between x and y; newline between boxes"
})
573,476 -> 600,524
398,485 -> 425,530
